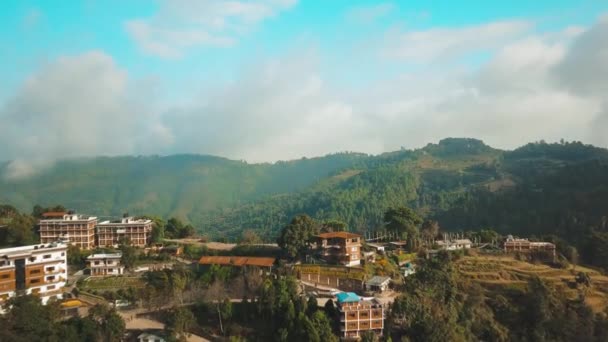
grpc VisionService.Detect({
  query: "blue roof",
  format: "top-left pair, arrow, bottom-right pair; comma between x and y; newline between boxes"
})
336,292 -> 360,303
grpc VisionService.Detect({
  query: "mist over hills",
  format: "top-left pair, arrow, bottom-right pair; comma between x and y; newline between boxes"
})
2,138 -> 607,242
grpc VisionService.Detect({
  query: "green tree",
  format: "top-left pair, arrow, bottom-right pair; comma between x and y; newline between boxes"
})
420,220 -> 439,242
277,214 -> 319,259
384,207 -> 422,247
240,229 -> 262,244
119,238 -> 137,270
165,306 -> 194,341
88,304 -> 126,342
310,311 -> 338,342
321,220 -> 347,232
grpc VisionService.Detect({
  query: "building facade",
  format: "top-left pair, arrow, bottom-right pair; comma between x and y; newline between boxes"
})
336,292 -> 384,339
96,217 -> 153,248
0,242 -> 68,311
503,237 -> 556,257
87,253 -> 124,277
39,213 -> 98,249
313,232 -> 362,267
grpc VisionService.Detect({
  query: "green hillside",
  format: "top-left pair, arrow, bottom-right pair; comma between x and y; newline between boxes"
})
2,138 -> 608,248
0,153 -> 368,222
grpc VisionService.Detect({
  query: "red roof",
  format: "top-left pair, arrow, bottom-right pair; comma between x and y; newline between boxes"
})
315,232 -> 361,239
198,256 -> 275,267
42,212 -> 67,218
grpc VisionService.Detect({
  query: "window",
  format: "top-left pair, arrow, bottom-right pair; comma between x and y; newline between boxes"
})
29,257 -> 37,262
47,276 -> 55,281
47,285 -> 56,290
61,252 -> 65,256
30,269 -> 41,275
351,247 -> 357,252
43,254 -> 51,259
30,279 -> 41,284
0,274 -> 9,279
0,261 -> 5,266
94,261 -> 100,265
47,267 -> 55,272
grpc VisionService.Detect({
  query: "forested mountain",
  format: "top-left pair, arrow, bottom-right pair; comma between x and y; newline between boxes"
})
0,153 -> 367,222
2,138 -> 608,245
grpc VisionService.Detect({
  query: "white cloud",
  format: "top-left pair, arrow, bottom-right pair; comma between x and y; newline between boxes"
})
125,0 -> 298,58
383,20 -> 532,62
3,16 -> 608,180
0,51 -> 159,179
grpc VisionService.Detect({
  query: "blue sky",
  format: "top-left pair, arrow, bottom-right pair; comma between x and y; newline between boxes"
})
1,0 -> 607,177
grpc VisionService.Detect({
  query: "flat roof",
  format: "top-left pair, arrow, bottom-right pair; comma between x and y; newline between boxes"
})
389,241 -> 408,246
198,256 -> 275,267
87,253 -> 122,259
42,212 -> 67,217
365,275 -> 391,286
336,292 -> 361,303
316,232 -> 361,239
0,242 -> 67,258
97,217 -> 152,225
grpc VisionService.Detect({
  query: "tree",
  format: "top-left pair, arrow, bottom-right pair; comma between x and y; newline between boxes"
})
119,238 -> 137,270
240,229 -> 262,245
277,214 -> 319,259
165,218 -> 184,239
384,207 -> 422,247
88,304 -> 126,342
321,220 -> 347,233
310,311 -> 338,342
420,220 -> 439,243
306,295 -> 318,317
361,330 -> 379,342
165,306 -> 194,341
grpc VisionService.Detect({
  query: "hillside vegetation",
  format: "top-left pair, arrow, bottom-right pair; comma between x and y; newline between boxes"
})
2,138 -> 608,251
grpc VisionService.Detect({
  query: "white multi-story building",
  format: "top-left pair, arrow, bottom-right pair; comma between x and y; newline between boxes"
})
0,242 -> 68,311
39,212 -> 98,249
96,217 -> 153,248
87,253 -> 124,277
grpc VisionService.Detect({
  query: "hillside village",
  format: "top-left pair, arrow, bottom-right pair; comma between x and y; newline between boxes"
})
3,206 -> 603,342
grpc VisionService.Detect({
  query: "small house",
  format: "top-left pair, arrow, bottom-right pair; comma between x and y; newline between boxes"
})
365,276 -> 391,292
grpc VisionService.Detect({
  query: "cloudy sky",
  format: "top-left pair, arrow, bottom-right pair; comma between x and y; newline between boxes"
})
1,0 -> 607,174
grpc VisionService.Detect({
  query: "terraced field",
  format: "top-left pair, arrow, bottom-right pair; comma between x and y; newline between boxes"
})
456,255 -> 608,312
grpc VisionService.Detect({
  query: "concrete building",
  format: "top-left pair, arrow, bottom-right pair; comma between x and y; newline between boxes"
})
436,238 -> 472,250
96,216 -> 153,248
313,232 -> 362,267
336,292 -> 384,339
365,276 -> 391,293
39,212 -> 98,249
503,236 -> 556,257
87,253 -> 124,277
0,242 -> 68,311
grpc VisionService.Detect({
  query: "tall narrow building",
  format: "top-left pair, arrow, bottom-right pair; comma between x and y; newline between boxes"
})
0,242 -> 68,312
39,212 -> 98,249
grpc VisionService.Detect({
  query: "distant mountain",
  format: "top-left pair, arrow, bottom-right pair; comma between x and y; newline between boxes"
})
2,138 -> 608,244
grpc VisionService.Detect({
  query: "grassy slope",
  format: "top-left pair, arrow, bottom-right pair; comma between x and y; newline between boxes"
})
456,255 -> 608,312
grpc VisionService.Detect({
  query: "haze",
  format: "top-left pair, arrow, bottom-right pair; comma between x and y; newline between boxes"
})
1,0 -> 607,178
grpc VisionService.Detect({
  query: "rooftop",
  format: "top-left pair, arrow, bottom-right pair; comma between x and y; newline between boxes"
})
365,275 -> 391,286
0,242 -> 67,259
40,213 -> 97,222
198,256 -> 275,267
87,253 -> 122,259
316,232 -> 361,239
98,217 -> 152,225
41,212 -> 67,218
336,292 -> 361,303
